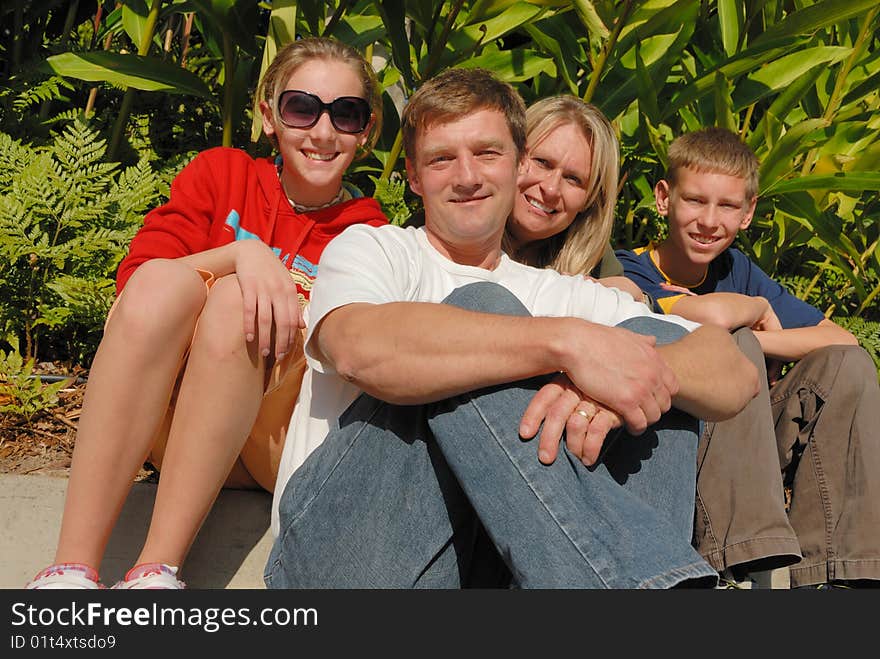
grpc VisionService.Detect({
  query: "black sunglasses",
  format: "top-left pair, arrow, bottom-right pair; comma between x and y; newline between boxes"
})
277,89 -> 371,134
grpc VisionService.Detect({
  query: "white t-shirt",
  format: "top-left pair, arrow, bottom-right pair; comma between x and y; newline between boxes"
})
271,225 -> 699,536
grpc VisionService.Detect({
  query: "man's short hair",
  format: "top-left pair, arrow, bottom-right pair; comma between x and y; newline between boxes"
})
666,127 -> 760,200
401,68 -> 527,162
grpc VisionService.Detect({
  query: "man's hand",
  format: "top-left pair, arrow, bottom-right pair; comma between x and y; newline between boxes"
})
520,373 -> 624,467
234,240 -> 305,360
559,322 -> 679,436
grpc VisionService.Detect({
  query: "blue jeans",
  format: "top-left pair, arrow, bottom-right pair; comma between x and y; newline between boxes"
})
266,282 -> 717,588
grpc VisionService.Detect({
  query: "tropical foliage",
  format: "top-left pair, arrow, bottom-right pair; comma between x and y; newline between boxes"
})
1,0 -> 878,372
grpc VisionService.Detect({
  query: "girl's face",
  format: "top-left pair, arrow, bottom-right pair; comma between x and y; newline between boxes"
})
507,121 -> 593,249
261,58 -> 372,207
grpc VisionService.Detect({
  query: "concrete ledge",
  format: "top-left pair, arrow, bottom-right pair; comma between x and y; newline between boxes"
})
0,473 -> 272,589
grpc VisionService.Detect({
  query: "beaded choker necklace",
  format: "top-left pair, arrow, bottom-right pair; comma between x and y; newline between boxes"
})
288,186 -> 345,213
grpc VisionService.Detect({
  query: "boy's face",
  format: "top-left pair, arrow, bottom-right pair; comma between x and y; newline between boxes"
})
655,165 -> 756,270
406,108 -> 522,266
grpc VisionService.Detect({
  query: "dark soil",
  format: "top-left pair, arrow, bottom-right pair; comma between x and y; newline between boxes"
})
0,364 -> 157,482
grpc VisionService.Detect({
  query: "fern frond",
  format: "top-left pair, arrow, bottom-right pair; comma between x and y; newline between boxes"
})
0,119 -> 167,362
834,316 -> 880,373
10,76 -> 74,113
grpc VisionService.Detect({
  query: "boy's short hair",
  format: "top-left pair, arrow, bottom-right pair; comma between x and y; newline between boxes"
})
402,68 -> 526,162
666,127 -> 760,200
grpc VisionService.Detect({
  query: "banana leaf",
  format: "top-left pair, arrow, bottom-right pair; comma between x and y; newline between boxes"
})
43,51 -> 213,99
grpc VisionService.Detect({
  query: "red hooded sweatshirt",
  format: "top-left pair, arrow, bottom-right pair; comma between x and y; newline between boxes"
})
116,147 -> 388,298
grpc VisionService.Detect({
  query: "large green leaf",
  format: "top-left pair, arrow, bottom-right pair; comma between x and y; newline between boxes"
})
732,46 -> 851,111
717,0 -> 744,57
458,47 -> 556,83
249,0 -> 297,144
428,2 -> 547,77
618,30 -> 682,69
43,52 -> 213,99
297,0 -> 324,35
752,0 -> 880,46
749,65 -> 825,152
189,0 -> 258,55
456,2 -> 546,45
469,0 -> 570,22
121,1 -> 151,50
598,24 -> 692,121
764,172 -> 880,195
376,0 -> 415,87
333,14 -> 386,51
523,14 -> 588,94
662,37 -> 804,120
758,118 -> 829,189
615,0 -> 700,59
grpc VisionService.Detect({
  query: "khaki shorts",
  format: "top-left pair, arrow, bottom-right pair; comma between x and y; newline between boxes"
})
109,268 -> 306,493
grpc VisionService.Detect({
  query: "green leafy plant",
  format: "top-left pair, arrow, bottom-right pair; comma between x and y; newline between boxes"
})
835,316 -> 880,371
0,118 -> 167,364
369,174 -> 413,226
0,350 -> 71,424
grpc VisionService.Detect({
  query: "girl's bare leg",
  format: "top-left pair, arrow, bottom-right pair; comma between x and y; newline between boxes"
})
135,274 -> 267,568
54,260 -> 208,571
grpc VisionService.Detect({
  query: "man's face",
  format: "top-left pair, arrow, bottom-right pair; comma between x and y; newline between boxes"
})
656,165 -> 756,270
406,108 -> 521,267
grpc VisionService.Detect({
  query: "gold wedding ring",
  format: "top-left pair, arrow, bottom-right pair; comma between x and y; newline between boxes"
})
575,409 -> 592,420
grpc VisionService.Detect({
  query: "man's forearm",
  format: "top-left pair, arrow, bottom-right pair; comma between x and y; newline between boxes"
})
316,301 -> 686,436
315,302 -> 571,404
657,324 -> 759,421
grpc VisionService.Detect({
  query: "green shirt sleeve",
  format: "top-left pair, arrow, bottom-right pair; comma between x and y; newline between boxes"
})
590,243 -> 624,278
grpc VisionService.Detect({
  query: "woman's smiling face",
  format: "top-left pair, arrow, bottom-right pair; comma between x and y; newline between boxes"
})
507,121 -> 592,249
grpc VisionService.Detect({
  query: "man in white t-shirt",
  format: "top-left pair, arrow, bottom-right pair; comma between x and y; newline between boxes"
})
266,68 -> 758,588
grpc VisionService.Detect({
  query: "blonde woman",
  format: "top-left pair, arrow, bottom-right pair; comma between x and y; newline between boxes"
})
505,95 -> 643,300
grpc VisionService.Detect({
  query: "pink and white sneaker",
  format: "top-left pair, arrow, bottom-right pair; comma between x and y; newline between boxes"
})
112,563 -> 185,589
27,563 -> 105,589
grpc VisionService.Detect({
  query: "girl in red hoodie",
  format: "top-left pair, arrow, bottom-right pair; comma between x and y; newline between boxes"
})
28,37 -> 388,589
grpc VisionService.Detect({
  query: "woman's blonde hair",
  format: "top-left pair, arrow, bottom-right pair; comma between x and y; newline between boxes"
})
257,37 -> 383,155
505,95 -> 618,276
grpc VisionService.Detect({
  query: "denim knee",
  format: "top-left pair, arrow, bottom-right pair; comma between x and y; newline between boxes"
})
616,316 -> 688,346
442,282 -> 529,317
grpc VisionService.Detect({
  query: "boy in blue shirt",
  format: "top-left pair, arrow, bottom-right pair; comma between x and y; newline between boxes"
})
617,127 -> 880,587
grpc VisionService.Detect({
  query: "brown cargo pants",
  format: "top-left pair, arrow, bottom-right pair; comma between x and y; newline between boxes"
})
694,328 -> 880,587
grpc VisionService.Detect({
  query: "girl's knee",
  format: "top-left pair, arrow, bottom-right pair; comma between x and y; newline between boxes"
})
199,275 -> 245,328
190,275 -> 251,358
108,260 -> 208,334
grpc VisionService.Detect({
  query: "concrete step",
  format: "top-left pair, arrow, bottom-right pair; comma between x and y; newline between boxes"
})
0,473 -> 272,589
